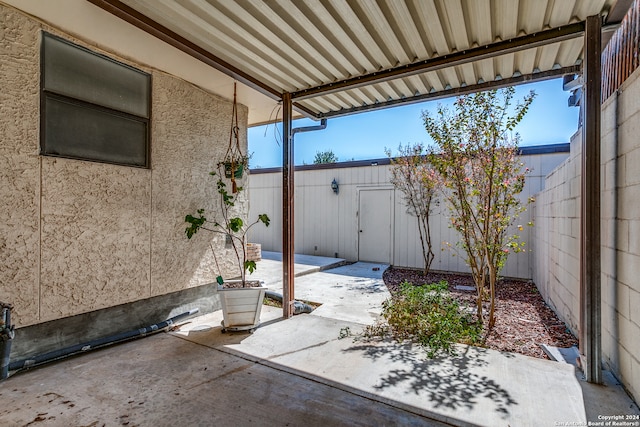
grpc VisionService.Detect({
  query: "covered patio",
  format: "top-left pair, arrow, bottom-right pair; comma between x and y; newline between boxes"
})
1,254 -> 636,426
81,0 -> 631,384
2,0 -> 639,420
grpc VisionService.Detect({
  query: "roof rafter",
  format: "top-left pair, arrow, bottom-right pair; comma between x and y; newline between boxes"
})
86,0 -> 280,97
291,22 -> 586,101
87,0 -> 627,123
86,0 -> 318,118
315,65 -> 580,119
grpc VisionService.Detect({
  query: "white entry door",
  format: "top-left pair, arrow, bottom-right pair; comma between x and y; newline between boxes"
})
358,189 -> 393,263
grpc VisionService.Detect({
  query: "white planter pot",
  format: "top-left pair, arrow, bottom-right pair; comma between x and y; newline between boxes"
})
218,281 -> 266,332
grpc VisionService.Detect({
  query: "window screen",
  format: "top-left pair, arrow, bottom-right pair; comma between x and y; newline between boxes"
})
41,32 -> 151,167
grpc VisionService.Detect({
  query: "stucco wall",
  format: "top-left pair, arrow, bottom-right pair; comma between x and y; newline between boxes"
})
1,7 -> 42,326
0,5 -> 246,327
248,151 -> 569,280
532,67 -> 640,402
150,72 -> 246,296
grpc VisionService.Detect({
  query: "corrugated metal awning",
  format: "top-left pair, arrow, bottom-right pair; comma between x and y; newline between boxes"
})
83,0 -> 633,376
90,0 -> 630,125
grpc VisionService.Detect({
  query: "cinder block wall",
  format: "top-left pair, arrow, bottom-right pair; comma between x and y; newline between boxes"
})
531,135 -> 582,335
532,67 -> 640,403
0,5 -> 245,328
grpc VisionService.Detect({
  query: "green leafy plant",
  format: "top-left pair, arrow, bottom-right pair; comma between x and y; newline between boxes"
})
185,164 -> 270,286
363,281 -> 480,358
424,87 -> 535,329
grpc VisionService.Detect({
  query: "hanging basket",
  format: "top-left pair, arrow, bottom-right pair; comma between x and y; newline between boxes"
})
223,161 -> 244,179
220,82 -> 247,190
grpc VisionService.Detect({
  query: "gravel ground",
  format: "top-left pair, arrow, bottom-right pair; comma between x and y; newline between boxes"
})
382,267 -> 579,360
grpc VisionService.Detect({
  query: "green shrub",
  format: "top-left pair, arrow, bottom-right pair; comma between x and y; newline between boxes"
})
364,280 -> 481,357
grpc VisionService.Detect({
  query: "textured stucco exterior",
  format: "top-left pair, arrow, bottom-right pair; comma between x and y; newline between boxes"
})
149,71 -> 245,296
0,5 -> 247,327
532,67 -> 640,403
0,6 -> 41,326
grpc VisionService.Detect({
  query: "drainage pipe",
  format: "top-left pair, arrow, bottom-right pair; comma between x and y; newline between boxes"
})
265,291 -> 314,315
291,118 -> 328,137
1,302 -> 15,380
283,117 -> 328,318
8,308 -> 199,373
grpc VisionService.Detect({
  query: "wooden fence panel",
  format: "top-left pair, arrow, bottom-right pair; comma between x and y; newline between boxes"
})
602,0 -> 640,101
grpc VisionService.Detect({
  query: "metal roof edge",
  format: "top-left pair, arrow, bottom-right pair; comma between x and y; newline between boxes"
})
249,158 -> 391,174
249,144 -> 570,174
518,143 -> 571,155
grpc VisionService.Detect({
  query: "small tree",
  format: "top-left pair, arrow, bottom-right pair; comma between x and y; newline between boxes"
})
386,143 -> 439,275
313,150 -> 338,164
424,88 -> 535,329
185,164 -> 270,285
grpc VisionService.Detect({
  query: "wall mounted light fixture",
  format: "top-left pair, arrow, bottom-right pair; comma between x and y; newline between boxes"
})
331,178 -> 339,195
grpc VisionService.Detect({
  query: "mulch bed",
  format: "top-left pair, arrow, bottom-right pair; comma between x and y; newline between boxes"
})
382,267 -> 578,360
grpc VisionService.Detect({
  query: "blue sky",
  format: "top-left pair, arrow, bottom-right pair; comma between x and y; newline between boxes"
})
248,78 -> 579,169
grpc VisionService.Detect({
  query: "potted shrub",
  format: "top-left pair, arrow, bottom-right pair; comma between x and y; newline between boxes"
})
185,164 -> 270,332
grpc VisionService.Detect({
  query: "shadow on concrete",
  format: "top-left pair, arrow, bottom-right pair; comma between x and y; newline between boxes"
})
182,315 -> 287,347
344,339 -> 518,419
328,277 -> 388,294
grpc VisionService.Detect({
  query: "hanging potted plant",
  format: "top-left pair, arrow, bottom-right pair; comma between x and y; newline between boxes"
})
185,162 -> 270,332
220,82 -> 248,193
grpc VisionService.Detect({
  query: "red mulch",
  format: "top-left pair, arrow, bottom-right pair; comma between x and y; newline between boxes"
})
382,267 -> 578,360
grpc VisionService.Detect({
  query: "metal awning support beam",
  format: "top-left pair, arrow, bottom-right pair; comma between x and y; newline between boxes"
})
580,14 -> 602,384
291,22 -> 587,101
87,0 -> 280,99
282,92 -> 294,318
280,116 -> 327,318
316,65 -> 580,119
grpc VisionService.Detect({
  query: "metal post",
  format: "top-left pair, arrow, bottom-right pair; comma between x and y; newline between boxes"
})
282,93 -> 295,318
580,14 -> 602,384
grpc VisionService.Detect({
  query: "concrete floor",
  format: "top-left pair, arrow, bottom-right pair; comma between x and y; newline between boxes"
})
1,253 -> 638,426
0,321 -> 447,426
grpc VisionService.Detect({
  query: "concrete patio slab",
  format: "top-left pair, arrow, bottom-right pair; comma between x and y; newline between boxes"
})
174,307 -> 635,427
249,250 -> 346,287
267,261 -> 390,325
1,253 -> 638,427
0,321 -> 448,427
